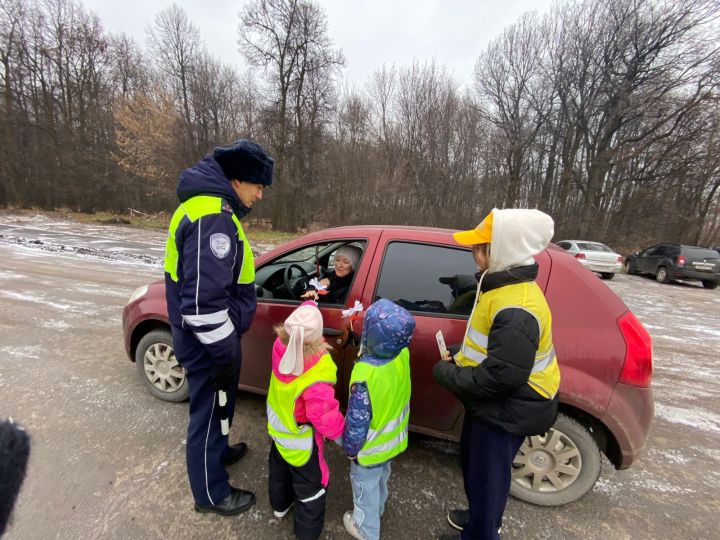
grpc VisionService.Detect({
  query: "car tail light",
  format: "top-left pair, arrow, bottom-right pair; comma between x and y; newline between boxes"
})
575,253 -> 586,259
617,256 -> 623,263
677,255 -> 685,266
617,311 -> 653,387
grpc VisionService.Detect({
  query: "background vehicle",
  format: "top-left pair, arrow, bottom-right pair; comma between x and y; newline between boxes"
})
556,240 -> 623,279
122,226 -> 654,506
624,243 -> 720,289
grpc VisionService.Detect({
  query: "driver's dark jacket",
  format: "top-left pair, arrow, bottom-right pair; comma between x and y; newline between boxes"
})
310,269 -> 353,304
164,156 -> 256,362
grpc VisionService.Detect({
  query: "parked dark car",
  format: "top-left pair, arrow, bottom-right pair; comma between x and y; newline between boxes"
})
624,243 -> 720,289
122,226 -> 654,506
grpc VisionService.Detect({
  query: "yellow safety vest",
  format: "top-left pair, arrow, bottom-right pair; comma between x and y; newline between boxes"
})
163,195 -> 255,285
455,281 -> 560,399
266,354 -> 337,466
349,348 -> 411,467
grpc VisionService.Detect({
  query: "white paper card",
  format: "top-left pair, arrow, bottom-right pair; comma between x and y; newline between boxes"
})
436,330 -> 449,358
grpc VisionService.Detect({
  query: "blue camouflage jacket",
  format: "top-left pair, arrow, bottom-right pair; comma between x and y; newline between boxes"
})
343,299 -> 416,458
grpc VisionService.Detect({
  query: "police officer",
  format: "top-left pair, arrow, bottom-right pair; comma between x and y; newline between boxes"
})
163,140 -> 273,515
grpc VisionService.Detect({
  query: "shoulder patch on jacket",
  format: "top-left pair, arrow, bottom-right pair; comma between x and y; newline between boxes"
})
210,233 -> 231,259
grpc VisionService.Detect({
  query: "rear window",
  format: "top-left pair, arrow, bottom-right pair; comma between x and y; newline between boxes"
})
683,247 -> 719,259
375,242 -> 478,316
576,242 -> 613,252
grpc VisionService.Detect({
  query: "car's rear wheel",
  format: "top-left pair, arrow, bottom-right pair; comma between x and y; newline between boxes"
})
510,413 -> 601,506
656,266 -> 670,284
135,329 -> 189,402
600,273 -> 614,280
624,260 -> 638,275
702,280 -> 718,289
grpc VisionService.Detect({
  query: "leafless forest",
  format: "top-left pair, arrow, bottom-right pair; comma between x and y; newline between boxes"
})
1,0 -> 719,248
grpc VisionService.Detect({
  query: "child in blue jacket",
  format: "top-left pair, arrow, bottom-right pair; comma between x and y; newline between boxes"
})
342,299 -> 416,540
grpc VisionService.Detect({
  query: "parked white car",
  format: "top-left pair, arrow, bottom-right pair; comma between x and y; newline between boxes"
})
556,240 -> 623,279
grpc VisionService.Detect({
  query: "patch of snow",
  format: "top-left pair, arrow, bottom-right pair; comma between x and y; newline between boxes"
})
655,403 -> 720,434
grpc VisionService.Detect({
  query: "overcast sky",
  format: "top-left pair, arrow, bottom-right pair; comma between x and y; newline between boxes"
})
83,0 -> 556,87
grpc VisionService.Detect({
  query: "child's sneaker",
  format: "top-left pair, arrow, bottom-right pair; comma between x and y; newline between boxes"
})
343,510 -> 364,540
273,503 -> 293,518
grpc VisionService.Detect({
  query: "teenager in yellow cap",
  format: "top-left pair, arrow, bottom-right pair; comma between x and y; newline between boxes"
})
434,209 -> 561,540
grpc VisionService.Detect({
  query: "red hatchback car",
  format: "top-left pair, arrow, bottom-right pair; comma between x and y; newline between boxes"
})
122,225 -> 654,506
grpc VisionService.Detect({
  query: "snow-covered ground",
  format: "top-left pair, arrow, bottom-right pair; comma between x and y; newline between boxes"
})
1,211 -> 719,539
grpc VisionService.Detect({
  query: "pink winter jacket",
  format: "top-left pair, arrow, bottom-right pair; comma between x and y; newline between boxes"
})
271,336 -> 345,486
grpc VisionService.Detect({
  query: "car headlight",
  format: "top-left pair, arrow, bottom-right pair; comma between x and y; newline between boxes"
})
128,284 -> 149,304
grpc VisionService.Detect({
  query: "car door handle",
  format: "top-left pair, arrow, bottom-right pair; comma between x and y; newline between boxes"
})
323,327 -> 343,337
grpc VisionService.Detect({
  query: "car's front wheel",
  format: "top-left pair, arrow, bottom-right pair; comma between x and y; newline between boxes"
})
510,413 -> 601,506
135,329 -> 189,402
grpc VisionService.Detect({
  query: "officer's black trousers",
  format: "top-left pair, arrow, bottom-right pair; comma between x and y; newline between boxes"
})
460,416 -> 524,540
268,440 -> 326,540
172,326 -> 241,507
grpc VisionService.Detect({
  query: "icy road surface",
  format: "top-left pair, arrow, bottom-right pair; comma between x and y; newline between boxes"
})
0,213 -> 718,539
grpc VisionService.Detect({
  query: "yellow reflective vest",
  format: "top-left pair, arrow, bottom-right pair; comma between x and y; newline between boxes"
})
455,280 -> 560,400
164,195 -> 255,285
266,354 -> 337,466
350,348 -> 411,466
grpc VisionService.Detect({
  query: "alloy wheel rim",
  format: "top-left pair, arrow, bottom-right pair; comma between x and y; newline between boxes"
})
512,429 -> 582,492
143,343 -> 184,392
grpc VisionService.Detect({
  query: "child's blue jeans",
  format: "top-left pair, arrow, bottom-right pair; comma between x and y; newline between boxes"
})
350,460 -> 392,540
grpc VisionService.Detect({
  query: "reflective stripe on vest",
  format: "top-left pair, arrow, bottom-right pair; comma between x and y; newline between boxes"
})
454,281 -> 561,399
349,348 -> 411,467
266,354 -> 337,467
163,195 -> 254,284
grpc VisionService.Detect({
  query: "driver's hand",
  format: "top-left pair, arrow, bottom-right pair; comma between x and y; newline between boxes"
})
320,278 -> 330,287
301,290 -> 319,300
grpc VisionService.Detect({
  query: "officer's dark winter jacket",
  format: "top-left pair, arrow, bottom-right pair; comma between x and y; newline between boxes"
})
165,156 -> 256,362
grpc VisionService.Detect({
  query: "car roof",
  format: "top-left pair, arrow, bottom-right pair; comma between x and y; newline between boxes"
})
320,224 -> 459,235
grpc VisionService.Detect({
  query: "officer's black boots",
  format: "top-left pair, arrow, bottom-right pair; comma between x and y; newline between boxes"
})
194,487 -> 256,516
222,442 -> 248,467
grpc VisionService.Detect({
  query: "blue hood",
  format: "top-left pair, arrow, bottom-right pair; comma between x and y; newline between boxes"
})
360,299 -> 416,364
176,155 -> 250,217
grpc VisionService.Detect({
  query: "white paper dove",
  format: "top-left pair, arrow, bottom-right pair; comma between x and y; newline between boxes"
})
342,300 -> 364,318
309,277 -> 328,291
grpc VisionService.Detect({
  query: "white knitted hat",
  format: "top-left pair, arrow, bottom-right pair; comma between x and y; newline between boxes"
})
279,304 -> 324,376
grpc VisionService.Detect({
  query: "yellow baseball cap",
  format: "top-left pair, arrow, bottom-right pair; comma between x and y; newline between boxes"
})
453,211 -> 493,246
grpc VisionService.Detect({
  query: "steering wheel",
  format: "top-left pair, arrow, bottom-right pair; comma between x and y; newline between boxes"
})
283,264 -> 310,300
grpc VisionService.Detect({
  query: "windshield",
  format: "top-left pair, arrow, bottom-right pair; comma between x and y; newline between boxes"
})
576,242 -> 613,252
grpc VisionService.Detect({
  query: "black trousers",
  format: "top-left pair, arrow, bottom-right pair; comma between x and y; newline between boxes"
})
268,440 -> 326,540
460,416 -> 524,540
172,326 -> 241,507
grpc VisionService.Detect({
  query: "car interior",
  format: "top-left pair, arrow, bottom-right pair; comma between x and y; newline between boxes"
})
254,240 -> 366,304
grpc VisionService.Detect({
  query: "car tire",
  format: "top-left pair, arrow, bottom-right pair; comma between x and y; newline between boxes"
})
624,260 -> 638,275
135,329 -> 189,402
702,280 -> 718,289
600,273 -> 614,280
656,266 -> 670,284
510,413 -> 601,506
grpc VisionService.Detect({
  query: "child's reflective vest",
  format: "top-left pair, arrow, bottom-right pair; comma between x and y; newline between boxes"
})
266,354 -> 337,466
350,348 -> 411,467
454,280 -> 560,399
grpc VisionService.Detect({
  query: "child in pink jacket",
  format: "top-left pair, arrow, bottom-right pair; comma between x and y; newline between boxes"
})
267,301 -> 345,540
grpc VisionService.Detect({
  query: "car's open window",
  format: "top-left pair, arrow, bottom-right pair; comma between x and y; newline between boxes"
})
255,240 -> 367,304
374,241 -> 477,317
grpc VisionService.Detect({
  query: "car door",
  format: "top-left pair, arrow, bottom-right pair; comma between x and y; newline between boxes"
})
239,232 -> 380,404
352,230 -> 478,439
636,246 -> 658,273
